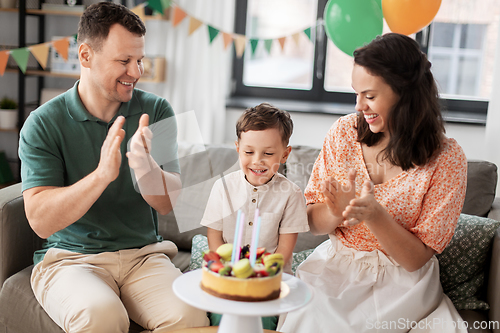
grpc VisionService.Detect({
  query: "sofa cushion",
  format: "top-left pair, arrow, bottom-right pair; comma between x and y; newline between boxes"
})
0,266 -> 146,333
291,248 -> 314,275
285,145 -> 321,194
463,161 -> 498,217
159,143 -> 239,251
0,266 -> 63,332
436,214 -> 500,310
0,183 -> 44,288
188,234 -> 209,271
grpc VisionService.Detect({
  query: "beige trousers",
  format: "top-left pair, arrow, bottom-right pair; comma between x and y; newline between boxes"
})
31,241 -> 209,333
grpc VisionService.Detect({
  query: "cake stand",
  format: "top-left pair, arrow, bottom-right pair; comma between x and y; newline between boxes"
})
173,270 -> 313,333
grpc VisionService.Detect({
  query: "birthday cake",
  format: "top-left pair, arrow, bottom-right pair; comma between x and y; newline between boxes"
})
200,244 -> 283,302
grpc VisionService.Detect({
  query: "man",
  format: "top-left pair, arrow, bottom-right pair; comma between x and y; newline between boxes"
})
18,2 -> 209,332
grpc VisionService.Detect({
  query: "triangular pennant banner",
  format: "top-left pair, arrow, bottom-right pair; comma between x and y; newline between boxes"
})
188,17 -> 203,35
234,35 -> 246,58
278,37 -> 286,50
147,0 -> 164,14
10,48 -> 30,73
222,32 -> 233,50
0,51 -> 9,76
160,0 -> 171,11
172,6 -> 187,27
304,27 -> 312,41
131,3 -> 146,23
250,39 -> 259,55
264,39 -> 273,54
292,33 -> 301,46
207,26 -> 219,44
29,43 -> 50,69
52,38 -> 70,61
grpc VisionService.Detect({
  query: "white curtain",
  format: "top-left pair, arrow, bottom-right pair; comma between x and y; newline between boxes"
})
485,19 -> 500,194
161,0 -> 235,145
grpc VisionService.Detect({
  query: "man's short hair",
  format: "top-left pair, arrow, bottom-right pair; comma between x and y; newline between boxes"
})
236,103 -> 293,146
77,2 -> 146,52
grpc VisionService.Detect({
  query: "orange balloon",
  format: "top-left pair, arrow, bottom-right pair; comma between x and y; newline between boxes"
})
382,0 -> 442,35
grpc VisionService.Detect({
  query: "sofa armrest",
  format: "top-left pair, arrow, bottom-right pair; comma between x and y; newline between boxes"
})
487,227 -> 500,333
488,197 -> 500,222
0,183 -> 42,289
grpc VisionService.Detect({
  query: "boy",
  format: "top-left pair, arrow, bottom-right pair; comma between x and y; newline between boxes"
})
201,102 -> 309,329
201,102 -> 309,274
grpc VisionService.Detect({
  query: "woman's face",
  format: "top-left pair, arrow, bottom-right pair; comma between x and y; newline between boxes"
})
352,64 -> 400,136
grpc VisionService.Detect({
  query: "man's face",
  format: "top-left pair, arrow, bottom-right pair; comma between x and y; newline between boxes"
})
90,23 -> 145,105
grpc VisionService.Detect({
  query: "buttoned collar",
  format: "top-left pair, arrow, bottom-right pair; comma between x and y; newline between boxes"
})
238,169 -> 279,193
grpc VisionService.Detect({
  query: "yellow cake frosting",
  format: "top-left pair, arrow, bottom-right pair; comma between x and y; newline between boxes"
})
200,266 -> 282,302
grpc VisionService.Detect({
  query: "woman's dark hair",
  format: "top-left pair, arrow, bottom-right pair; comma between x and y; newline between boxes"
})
77,2 -> 146,52
353,33 -> 444,170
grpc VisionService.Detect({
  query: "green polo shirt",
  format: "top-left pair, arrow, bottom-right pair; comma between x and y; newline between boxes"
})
19,81 -> 180,265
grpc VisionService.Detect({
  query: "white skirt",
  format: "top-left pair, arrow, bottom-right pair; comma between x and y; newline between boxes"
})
278,235 -> 467,333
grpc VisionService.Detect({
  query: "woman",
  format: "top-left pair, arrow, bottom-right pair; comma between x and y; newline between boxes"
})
279,33 -> 467,332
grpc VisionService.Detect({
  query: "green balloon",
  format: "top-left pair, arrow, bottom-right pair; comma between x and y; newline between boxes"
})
323,0 -> 383,57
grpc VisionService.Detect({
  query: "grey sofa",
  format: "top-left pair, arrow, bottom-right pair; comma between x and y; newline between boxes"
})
0,143 -> 499,333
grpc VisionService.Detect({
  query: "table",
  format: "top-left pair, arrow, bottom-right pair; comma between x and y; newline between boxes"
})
173,270 -> 313,333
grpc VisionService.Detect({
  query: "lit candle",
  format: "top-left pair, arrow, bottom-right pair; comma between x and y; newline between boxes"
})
234,213 -> 245,263
231,210 -> 242,263
249,209 -> 260,266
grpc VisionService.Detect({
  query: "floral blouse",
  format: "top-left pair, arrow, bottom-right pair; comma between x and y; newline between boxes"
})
304,113 -> 467,253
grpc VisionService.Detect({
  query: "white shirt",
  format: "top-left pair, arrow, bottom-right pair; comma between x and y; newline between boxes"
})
201,170 -> 310,255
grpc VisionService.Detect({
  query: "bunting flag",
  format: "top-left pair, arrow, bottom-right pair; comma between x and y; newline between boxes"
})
0,35 -> 73,76
29,43 -> 50,69
147,0 -> 164,15
188,17 -> 203,35
172,6 -> 187,27
304,27 -> 312,42
160,0 -> 171,11
264,39 -> 273,54
207,26 -> 219,44
249,39 -> 259,55
131,3 -> 146,23
0,0 -> 317,76
278,37 -> 286,50
222,32 -> 233,50
52,38 -> 70,61
0,51 -> 8,76
234,35 -> 247,58
10,48 -> 30,74
143,1 -> 316,58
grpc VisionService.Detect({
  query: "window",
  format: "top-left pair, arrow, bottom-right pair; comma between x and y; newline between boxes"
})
231,0 -> 500,119
429,23 -> 485,97
242,0 -> 318,91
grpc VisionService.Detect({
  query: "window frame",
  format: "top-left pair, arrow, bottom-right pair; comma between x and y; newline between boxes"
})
230,0 -> 488,118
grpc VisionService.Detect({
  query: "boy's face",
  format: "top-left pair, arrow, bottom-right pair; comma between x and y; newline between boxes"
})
235,128 -> 291,186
